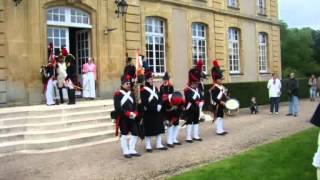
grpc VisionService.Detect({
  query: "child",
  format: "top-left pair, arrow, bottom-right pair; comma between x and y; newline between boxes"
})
250,97 -> 258,114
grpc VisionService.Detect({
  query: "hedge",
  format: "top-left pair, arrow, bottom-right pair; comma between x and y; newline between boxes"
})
203,78 -> 309,110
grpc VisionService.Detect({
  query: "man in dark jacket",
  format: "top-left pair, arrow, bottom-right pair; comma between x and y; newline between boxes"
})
140,69 -> 167,152
286,73 -> 299,117
113,74 -> 141,158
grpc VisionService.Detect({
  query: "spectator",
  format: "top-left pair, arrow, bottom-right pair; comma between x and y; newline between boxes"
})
267,73 -> 281,115
82,57 -> 97,100
250,97 -> 258,114
309,74 -> 317,101
286,73 -> 299,117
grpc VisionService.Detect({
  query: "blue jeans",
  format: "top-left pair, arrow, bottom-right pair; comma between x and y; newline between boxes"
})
288,95 -> 299,115
310,88 -> 317,99
270,97 -> 280,113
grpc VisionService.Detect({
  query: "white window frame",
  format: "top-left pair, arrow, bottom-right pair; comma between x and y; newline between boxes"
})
258,33 -> 268,73
228,28 -> 240,74
228,0 -> 238,8
145,17 -> 166,76
257,0 -> 266,15
192,23 -> 208,72
47,7 -> 92,28
47,27 -> 69,55
76,30 -> 91,75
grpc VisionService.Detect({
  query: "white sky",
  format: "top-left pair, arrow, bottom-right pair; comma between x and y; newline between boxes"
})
279,0 -> 320,30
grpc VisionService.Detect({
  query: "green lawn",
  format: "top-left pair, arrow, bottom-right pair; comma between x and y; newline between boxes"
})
169,128 -> 319,180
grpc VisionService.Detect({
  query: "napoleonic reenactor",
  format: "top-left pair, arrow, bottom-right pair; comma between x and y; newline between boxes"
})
113,74 -> 141,158
140,69 -> 168,152
210,60 -> 228,135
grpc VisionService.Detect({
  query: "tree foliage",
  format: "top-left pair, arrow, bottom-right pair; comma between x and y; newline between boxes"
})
280,21 -> 320,78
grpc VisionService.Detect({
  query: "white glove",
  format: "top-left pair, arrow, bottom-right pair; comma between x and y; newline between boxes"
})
157,105 -> 162,112
129,112 -> 136,119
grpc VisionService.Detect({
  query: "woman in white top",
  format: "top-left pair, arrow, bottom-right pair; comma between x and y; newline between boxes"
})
267,73 -> 282,115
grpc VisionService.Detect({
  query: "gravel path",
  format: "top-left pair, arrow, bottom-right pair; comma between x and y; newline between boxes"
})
0,100 -> 318,180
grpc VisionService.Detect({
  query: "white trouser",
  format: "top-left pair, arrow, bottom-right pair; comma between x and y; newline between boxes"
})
199,101 -> 205,119
120,135 -> 129,155
46,78 -> 55,105
173,126 -> 180,143
167,126 -> 174,145
215,117 -> 225,134
83,72 -> 96,98
193,124 -> 200,139
145,136 -> 152,149
128,136 -> 138,154
156,135 -> 164,148
186,125 -> 193,141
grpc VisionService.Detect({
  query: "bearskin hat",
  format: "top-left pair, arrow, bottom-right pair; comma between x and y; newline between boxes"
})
144,68 -> 154,80
61,45 -> 68,56
211,59 -> 224,81
162,72 -> 170,80
196,60 -> 203,71
188,68 -> 200,84
121,74 -> 131,84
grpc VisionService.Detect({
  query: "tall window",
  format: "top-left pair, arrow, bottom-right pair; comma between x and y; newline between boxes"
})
47,7 -> 91,54
228,0 -> 238,8
257,0 -> 266,15
192,23 -> 207,72
258,33 -> 268,72
47,7 -> 91,28
47,27 -> 69,55
228,28 -> 240,73
145,17 -> 166,75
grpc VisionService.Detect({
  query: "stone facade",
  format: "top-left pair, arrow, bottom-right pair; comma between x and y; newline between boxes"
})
0,0 -> 281,106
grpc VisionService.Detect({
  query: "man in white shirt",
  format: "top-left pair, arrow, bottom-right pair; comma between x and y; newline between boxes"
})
267,73 -> 282,115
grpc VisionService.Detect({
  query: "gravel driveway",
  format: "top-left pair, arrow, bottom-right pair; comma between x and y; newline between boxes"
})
0,100 -> 318,180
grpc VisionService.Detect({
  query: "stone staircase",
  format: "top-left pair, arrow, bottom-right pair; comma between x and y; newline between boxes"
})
0,100 -> 117,156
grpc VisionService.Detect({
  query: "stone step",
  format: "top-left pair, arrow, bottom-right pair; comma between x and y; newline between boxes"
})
0,123 -> 115,143
0,137 -> 118,157
0,130 -> 115,154
0,117 -> 113,134
0,110 -> 111,126
0,100 -> 114,119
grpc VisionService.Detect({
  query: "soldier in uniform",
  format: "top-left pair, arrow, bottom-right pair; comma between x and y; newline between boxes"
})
140,69 -> 167,152
159,72 -> 174,102
123,57 -> 136,89
163,91 -> 184,147
113,74 -> 141,158
210,60 -> 228,135
184,68 -> 202,143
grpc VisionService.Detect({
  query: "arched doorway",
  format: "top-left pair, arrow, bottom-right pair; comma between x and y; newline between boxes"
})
46,6 -> 92,79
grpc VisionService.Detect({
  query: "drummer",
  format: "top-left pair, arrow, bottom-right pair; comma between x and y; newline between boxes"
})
210,60 -> 228,135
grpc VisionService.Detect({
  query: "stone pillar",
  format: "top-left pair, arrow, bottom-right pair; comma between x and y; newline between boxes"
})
0,0 -> 7,105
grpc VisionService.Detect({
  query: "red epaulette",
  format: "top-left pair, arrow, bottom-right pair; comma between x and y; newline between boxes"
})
184,87 -> 190,93
114,90 -> 121,96
140,87 -> 145,92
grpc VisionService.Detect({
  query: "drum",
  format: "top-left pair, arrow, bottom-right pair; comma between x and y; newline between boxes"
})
225,99 -> 240,116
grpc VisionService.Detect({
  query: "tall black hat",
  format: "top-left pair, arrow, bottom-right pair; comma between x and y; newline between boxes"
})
121,74 -> 131,84
144,68 -> 154,80
211,59 -> 224,81
163,72 -> 170,80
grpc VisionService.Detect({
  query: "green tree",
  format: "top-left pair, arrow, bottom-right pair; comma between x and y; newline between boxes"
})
280,21 -> 319,77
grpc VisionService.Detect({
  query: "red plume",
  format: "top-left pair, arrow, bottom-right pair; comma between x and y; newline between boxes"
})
213,59 -> 220,68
